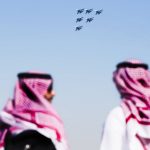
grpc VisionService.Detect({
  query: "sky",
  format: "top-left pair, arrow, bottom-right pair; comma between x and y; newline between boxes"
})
0,0 -> 150,150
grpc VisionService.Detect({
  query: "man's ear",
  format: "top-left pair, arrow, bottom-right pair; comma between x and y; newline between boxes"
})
44,90 -> 55,102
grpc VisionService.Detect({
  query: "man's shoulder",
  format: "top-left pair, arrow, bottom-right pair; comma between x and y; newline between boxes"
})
108,106 -> 123,118
105,106 -> 125,128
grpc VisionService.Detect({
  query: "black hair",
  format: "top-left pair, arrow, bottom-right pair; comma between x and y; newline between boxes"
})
116,62 -> 148,70
18,72 -> 52,80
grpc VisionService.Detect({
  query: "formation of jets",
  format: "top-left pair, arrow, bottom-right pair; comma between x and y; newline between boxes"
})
75,8 -> 103,31
76,8 -> 103,15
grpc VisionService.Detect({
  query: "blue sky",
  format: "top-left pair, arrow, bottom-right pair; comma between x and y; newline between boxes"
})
0,1 -> 150,150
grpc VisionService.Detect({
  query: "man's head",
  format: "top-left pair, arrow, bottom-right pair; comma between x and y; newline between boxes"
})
17,72 -> 55,103
113,59 -> 150,98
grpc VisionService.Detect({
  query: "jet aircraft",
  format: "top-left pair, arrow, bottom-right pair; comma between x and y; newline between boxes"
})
76,17 -> 83,23
77,9 -> 84,14
86,17 -> 94,23
85,9 -> 93,14
75,26 -> 83,31
95,9 -> 103,15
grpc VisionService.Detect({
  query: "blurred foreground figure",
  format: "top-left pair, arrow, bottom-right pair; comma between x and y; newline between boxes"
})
0,72 -> 68,150
99,59 -> 150,150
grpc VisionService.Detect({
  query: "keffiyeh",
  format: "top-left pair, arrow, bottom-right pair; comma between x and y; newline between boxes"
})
0,72 -> 68,150
113,59 -> 150,150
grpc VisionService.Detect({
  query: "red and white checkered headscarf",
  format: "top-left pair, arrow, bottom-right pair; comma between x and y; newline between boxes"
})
113,59 -> 150,150
0,72 -> 68,150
